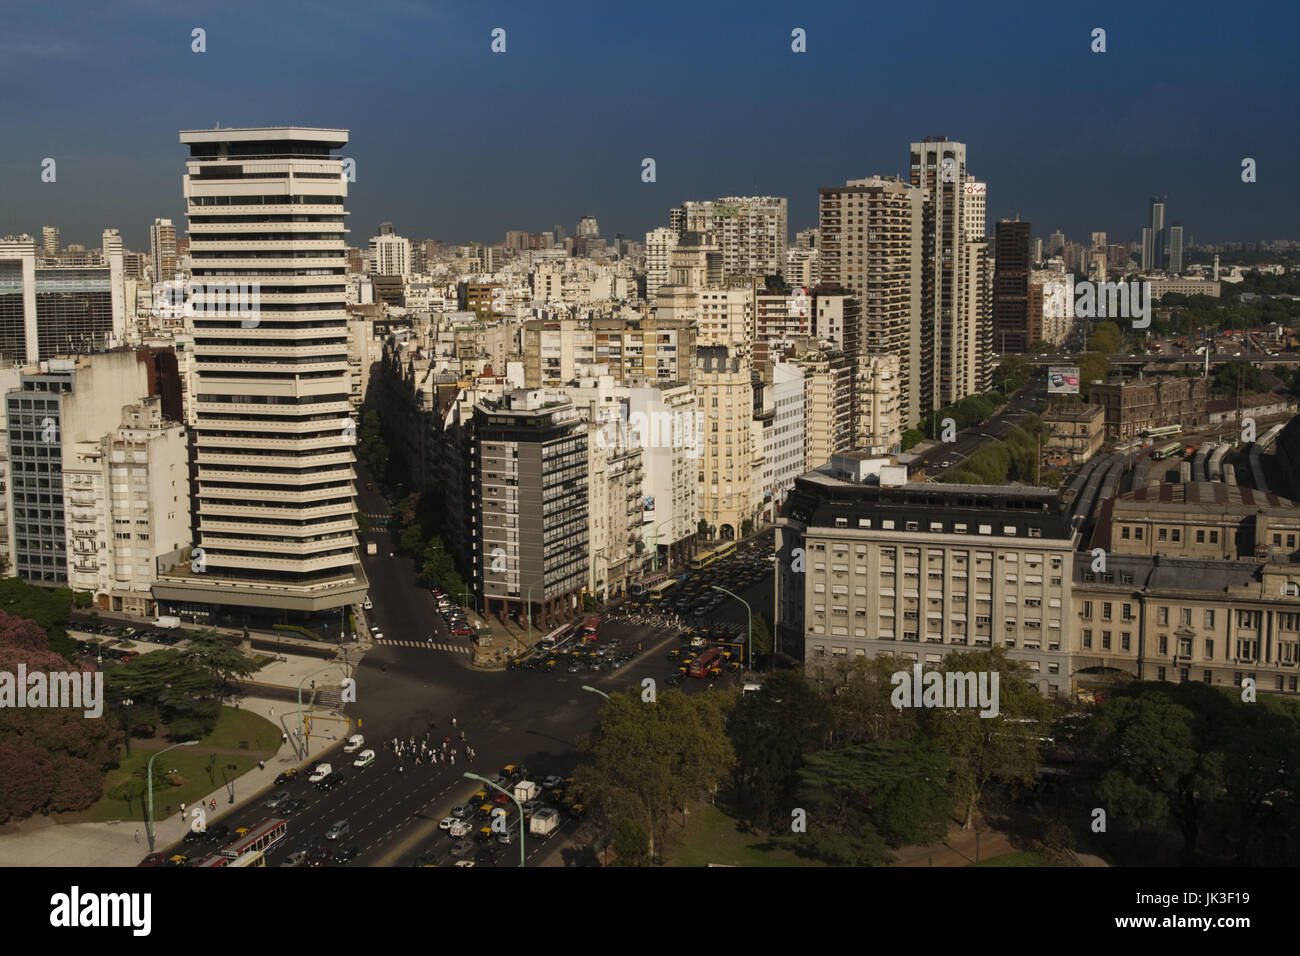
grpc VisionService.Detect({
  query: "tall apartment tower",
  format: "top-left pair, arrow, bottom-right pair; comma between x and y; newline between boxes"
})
369,232 -> 411,276
682,197 -> 788,277
150,218 -> 177,282
1048,230 -> 1065,257
993,220 -> 1032,353
153,127 -> 367,622
962,180 -> 987,241
644,227 -> 679,304
41,226 -> 59,259
1142,197 -> 1166,272
1168,223 -> 1184,275
910,137 -> 980,408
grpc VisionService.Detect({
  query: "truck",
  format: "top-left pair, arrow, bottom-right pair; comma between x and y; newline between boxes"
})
513,780 -> 538,803
154,615 -> 181,629
366,542 -> 377,556
529,807 -> 560,840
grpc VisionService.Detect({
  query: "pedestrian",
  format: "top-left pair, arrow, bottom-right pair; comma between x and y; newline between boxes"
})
450,753 -> 455,766
210,798 -> 216,811
451,716 -> 457,729
269,706 -> 275,718
179,802 -> 186,819
460,730 -> 465,742
134,829 -> 140,844
281,732 -> 288,745
258,760 -> 265,771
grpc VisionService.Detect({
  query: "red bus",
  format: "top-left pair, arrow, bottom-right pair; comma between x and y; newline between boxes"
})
581,616 -> 602,642
688,647 -> 724,678
220,818 -> 287,859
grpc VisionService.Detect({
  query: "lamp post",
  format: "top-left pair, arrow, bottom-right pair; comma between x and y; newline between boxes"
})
463,771 -> 525,867
711,585 -> 752,672
146,739 -> 197,852
526,580 -> 542,649
121,696 -> 134,757
296,664 -> 344,760
649,517 -> 675,574
581,685 -> 610,700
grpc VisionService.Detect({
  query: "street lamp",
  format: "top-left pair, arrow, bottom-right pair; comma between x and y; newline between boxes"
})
711,585 -> 752,673
649,517 -> 675,574
146,739 -> 197,852
526,580 -> 542,649
581,685 -> 610,700
463,771 -> 525,867
120,697 -> 134,757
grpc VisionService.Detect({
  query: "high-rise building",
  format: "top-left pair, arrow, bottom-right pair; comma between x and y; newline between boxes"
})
1048,230 -> 1065,257
681,197 -> 788,278
643,227 -> 679,304
1168,223 -> 1184,275
1032,237 -> 1043,263
577,216 -> 600,238
1142,197 -> 1166,271
369,231 -> 411,277
993,220 -> 1032,353
150,218 -> 177,282
41,226 -> 59,259
153,127 -> 366,623
962,180 -> 986,242
819,175 -> 929,428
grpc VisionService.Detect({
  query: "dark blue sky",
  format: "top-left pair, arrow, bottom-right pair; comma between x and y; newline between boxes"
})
2,0 -> 1296,252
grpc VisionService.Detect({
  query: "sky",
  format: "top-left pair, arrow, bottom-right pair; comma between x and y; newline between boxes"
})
1,0 -> 1297,252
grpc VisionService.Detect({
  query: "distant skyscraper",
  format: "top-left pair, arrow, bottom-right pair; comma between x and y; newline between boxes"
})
369,232 -> 411,276
1048,230 -> 1065,257
577,216 -> 600,238
669,207 -> 685,236
644,227 -> 679,304
378,221 -> 395,236
150,218 -> 177,281
993,220 -> 1032,353
1032,237 -> 1043,263
682,196 -> 788,277
1168,223 -> 1184,275
41,226 -> 59,259
1142,197 -> 1166,271
553,223 -> 566,243
961,179 -> 986,242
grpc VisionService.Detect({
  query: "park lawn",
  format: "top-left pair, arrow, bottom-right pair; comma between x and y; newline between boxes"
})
971,850 -> 1056,867
57,706 -> 278,824
665,804 -> 818,867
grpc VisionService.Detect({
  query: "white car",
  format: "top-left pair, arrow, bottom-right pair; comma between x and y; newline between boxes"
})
363,598 -> 373,610
344,734 -> 365,753
454,860 -> 476,867
439,816 -> 457,831
308,763 -> 332,783
448,820 -> 472,838
353,749 -> 375,768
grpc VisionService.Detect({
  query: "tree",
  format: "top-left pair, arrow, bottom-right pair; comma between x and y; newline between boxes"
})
1211,359 -> 1265,397
575,689 -> 736,862
727,669 -> 829,830
741,519 -> 754,538
609,817 -> 651,866
1078,352 -> 1111,393
921,648 -> 1052,828
901,428 -> 924,451
748,615 -> 773,659
183,631 -> 258,691
1088,320 -> 1122,355
399,525 -> 424,556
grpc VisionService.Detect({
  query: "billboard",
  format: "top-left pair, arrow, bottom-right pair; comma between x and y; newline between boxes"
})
1047,366 -> 1080,394
963,182 -> 987,196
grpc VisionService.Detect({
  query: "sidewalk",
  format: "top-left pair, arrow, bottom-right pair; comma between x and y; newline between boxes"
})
0,696 -> 341,867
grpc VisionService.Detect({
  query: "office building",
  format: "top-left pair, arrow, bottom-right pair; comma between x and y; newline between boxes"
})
1168,223 -> 1184,276
682,196 -> 788,278
153,127 -> 366,624
41,227 -> 59,259
150,218 -> 177,282
644,227 -> 679,304
993,220 -> 1032,353
369,231 -> 411,277
1142,197 -> 1166,272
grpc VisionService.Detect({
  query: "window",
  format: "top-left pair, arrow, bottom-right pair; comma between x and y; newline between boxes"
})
1082,600 -> 1093,619
1196,530 -> 1205,543
1204,609 -> 1215,629
1082,628 -> 1092,649
1122,602 -> 1133,620
1121,632 -> 1131,651
1158,528 -> 1167,542
1135,526 -> 1144,540
1209,530 -> 1218,544
1159,635 -> 1168,655
1205,639 -> 1214,659
1158,607 -> 1169,626
1102,602 -> 1112,621
1122,527 -> 1131,540
1102,631 -> 1111,650
1171,528 -> 1181,543
1204,670 -> 1212,684
1158,666 -> 1166,681
1180,608 -> 1192,626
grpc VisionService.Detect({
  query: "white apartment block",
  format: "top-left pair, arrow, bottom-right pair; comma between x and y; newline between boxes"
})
65,397 -> 190,615
962,180 -> 986,242
797,346 -> 854,472
629,383 -> 699,571
682,197 -> 787,278
859,353 -> 902,454
697,288 -> 753,351
369,233 -> 412,276
758,359 -> 806,522
644,227 -> 679,305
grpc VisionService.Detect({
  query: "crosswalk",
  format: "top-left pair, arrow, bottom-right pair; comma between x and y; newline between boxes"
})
363,512 -> 390,521
374,638 -> 472,655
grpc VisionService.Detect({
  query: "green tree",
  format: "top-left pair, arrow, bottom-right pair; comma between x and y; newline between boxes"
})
182,631 -> 259,695
575,689 -> 736,862
1211,359 -> 1265,397
610,817 -> 651,866
921,648 -> 1051,828
1088,320 -> 1122,355
1078,352 -> 1111,394
901,428 -> 924,451
399,524 -> 425,556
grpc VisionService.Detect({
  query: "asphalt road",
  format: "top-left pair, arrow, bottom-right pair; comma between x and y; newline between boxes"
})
915,380 -> 1048,478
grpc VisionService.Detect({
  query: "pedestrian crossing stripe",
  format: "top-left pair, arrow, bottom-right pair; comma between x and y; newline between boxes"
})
374,639 -> 471,654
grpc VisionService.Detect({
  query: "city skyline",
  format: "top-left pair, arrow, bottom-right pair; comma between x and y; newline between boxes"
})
2,0 -> 1296,249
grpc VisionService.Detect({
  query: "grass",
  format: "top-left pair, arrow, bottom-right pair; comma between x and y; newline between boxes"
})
664,804 -> 817,867
58,706 -> 279,824
971,850 -> 1055,867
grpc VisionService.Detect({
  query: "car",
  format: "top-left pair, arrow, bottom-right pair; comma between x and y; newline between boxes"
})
205,823 -> 232,844
449,820 -> 472,838
568,804 -> 587,819
353,749 -> 375,768
449,839 -> 475,859
280,799 -> 306,816
521,799 -> 544,820
324,820 -> 351,841
183,827 -> 209,843
305,852 -> 331,868
369,624 -> 381,633
492,791 -> 510,805
373,632 -> 383,640
362,598 -> 373,610
540,775 -> 563,790
454,860 -> 476,868
265,790 -> 291,809
439,816 -> 457,831
280,851 -> 309,867
308,764 -> 331,783
343,734 -> 364,753
317,772 -> 346,791
475,845 -> 501,864
273,769 -> 298,786
451,803 -> 474,820
475,802 -> 494,819
137,852 -> 168,867
452,626 -> 473,637
496,830 -> 514,845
